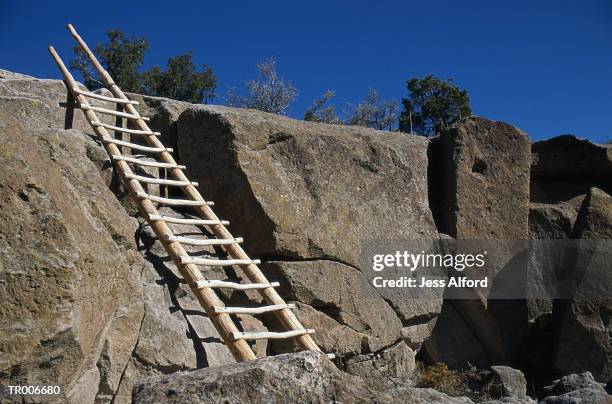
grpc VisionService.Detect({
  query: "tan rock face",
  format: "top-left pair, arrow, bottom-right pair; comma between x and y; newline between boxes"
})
263,260 -> 403,355
0,75 -> 231,403
0,76 -> 116,134
175,106 -> 442,363
177,105 -> 438,267
0,121 -> 142,401
132,351 -> 474,404
344,341 -> 416,391
425,117 -> 532,368
432,116 -> 531,239
553,188 -> 612,382
125,93 -> 191,156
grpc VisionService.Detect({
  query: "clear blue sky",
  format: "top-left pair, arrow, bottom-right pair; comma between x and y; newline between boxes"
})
1,0 -> 611,142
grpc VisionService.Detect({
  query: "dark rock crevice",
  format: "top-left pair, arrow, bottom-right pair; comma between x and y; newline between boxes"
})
258,254 -> 362,273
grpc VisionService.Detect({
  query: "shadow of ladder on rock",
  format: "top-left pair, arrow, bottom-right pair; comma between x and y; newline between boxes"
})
48,23 -> 327,362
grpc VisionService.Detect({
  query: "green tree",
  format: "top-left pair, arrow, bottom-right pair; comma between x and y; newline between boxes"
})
304,90 -> 341,124
399,75 -> 472,136
70,30 -> 147,92
143,52 -> 217,103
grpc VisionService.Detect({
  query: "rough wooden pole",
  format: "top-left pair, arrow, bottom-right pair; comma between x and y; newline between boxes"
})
65,24 -> 321,354
49,45 -> 257,362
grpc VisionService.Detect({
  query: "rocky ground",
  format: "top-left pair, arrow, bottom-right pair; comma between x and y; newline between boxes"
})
0,68 -> 610,403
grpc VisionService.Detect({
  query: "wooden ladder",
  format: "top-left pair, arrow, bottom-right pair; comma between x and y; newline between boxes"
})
48,24 -> 324,362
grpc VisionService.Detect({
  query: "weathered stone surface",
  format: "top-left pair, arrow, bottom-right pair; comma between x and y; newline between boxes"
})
431,116 -> 531,239
423,301 -> 489,368
401,317 -> 438,350
383,386 -> 474,403
132,351 -> 376,403
177,105 -> 438,268
528,197 -> 585,240
0,73 -> 232,403
110,261 -> 201,403
344,341 -> 416,390
0,122 -> 142,402
133,208 -> 235,367
531,135 -> 612,193
490,366 -> 527,399
95,290 -> 144,403
0,75 -> 115,133
540,372 -> 612,403
132,351 -> 474,404
552,297 -> 612,383
263,260 -> 403,355
426,117 -> 531,368
552,188 -> 612,382
66,366 -> 101,404
126,93 -> 191,156
0,69 -> 34,79
176,105 -> 442,361
288,302 -> 367,355
572,187 -> 612,239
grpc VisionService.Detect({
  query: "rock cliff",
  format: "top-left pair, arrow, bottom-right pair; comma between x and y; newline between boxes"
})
0,69 -> 611,403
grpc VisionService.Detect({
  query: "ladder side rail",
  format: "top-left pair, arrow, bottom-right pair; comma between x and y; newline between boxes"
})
66,24 -> 321,354
49,46 -> 257,362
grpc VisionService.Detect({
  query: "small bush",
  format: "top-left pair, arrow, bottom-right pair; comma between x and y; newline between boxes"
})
416,363 -> 467,396
415,362 -> 503,402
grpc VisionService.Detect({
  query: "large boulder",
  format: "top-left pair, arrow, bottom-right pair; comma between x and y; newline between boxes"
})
0,75 -> 116,134
490,366 -> 527,400
425,117 -> 532,367
132,351 -> 474,404
423,301 -> 489,368
529,135 -> 611,240
132,351 -> 378,403
125,93 -> 191,159
263,260 -> 403,356
551,188 -> 612,382
0,120 -> 143,403
344,341 -> 416,391
540,372 -> 612,403
177,105 -> 438,266
528,196 -> 585,239
430,116 -> 531,239
572,187 -> 612,239
0,71 -> 235,403
176,105 -> 442,361
531,135 -> 612,194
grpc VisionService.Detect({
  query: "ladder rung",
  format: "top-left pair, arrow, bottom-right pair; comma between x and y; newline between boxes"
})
232,329 -> 315,341
148,214 -> 229,226
112,155 -> 186,169
92,121 -> 160,136
164,235 -> 243,246
195,280 -> 279,290
103,138 -> 171,153
78,103 -> 150,121
211,304 -> 294,315
74,88 -> 139,105
136,192 -> 213,206
181,257 -> 261,266
125,173 -> 196,187
326,353 -> 336,359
